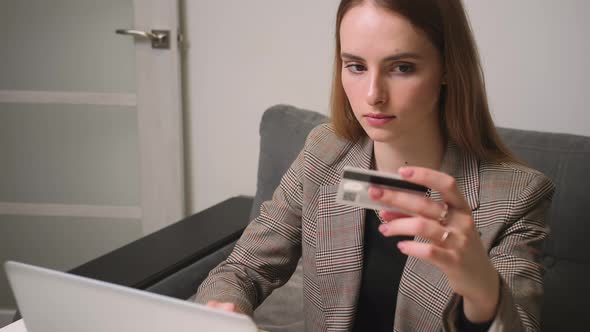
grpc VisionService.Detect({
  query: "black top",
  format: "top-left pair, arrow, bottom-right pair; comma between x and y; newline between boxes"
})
353,210 -> 492,331
352,210 -> 411,331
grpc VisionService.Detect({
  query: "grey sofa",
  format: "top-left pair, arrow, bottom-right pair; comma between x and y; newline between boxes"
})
190,104 -> 590,331
16,105 -> 589,330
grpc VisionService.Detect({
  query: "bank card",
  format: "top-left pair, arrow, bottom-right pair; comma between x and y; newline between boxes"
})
336,166 -> 429,214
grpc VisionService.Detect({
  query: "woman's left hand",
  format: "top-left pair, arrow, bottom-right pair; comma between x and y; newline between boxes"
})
370,166 -> 500,323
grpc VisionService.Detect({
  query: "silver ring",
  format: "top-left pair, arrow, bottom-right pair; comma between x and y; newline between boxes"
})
438,203 -> 449,225
440,229 -> 451,243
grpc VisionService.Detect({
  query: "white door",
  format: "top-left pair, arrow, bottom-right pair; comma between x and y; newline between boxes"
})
0,0 -> 184,316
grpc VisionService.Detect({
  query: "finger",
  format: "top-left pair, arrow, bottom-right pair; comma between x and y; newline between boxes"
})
218,303 -> 237,312
206,301 -> 237,313
378,210 -> 411,222
370,186 -> 444,220
398,166 -> 469,210
397,240 -> 455,271
378,216 -> 448,244
206,301 -> 220,307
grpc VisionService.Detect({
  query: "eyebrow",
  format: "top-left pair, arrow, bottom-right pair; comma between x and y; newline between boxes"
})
341,52 -> 422,62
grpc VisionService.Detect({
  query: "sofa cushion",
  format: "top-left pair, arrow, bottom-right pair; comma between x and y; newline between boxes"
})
249,104 -> 328,221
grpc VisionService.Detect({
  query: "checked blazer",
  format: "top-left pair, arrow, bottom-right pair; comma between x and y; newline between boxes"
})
196,123 -> 555,332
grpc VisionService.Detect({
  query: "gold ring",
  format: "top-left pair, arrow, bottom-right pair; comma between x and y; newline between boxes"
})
440,229 -> 451,243
438,203 -> 449,225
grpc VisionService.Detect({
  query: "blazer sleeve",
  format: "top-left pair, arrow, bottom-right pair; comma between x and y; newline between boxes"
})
444,173 -> 555,332
194,147 -> 305,316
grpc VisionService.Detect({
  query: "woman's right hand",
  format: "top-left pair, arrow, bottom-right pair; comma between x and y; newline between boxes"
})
206,301 -> 243,314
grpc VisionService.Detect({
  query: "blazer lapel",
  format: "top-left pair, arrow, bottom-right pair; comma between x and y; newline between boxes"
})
394,143 -> 480,331
315,137 -> 373,330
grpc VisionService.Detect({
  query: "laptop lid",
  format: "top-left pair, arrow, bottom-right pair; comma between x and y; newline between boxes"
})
5,261 -> 257,332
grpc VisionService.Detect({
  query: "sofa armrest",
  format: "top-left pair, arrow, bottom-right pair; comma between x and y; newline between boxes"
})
70,195 -> 253,288
13,196 -> 253,322
146,241 -> 238,300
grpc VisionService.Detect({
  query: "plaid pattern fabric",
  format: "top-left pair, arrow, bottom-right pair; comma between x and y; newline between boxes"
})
196,124 -> 554,332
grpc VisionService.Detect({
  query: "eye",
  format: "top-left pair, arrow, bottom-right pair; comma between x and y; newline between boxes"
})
344,63 -> 366,74
392,63 -> 415,74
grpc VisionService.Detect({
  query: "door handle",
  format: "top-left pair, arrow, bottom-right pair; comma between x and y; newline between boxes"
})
116,29 -> 170,49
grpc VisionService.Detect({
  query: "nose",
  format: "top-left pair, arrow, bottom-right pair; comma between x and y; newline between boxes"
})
366,74 -> 387,106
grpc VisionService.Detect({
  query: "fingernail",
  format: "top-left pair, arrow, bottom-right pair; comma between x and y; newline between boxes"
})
397,242 -> 407,253
378,224 -> 388,233
368,187 -> 383,199
398,167 -> 414,178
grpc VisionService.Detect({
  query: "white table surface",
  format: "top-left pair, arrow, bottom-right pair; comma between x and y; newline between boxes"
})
0,320 -> 25,332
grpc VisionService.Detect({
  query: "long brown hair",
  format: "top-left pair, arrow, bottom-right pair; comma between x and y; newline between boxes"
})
330,0 -> 515,162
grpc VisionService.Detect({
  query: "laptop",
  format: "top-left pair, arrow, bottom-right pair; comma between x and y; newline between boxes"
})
5,261 -> 258,332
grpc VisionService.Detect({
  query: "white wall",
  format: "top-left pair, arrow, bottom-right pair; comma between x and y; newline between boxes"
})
463,0 -> 589,135
183,1 -> 339,212
184,0 -> 590,213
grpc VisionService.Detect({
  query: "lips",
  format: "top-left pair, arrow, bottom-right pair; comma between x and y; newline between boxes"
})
364,113 -> 396,125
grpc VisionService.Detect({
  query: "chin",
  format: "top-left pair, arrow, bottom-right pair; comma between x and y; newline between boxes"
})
362,126 -> 397,143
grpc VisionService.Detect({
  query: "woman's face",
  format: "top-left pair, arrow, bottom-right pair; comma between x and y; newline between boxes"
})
340,3 -> 444,143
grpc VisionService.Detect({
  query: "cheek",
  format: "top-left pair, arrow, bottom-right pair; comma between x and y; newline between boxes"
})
341,76 -> 365,113
392,77 -> 441,110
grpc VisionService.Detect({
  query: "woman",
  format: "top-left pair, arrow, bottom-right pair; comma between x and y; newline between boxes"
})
197,0 -> 554,331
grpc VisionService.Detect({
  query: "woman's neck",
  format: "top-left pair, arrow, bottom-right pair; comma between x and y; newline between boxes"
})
373,124 -> 445,174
